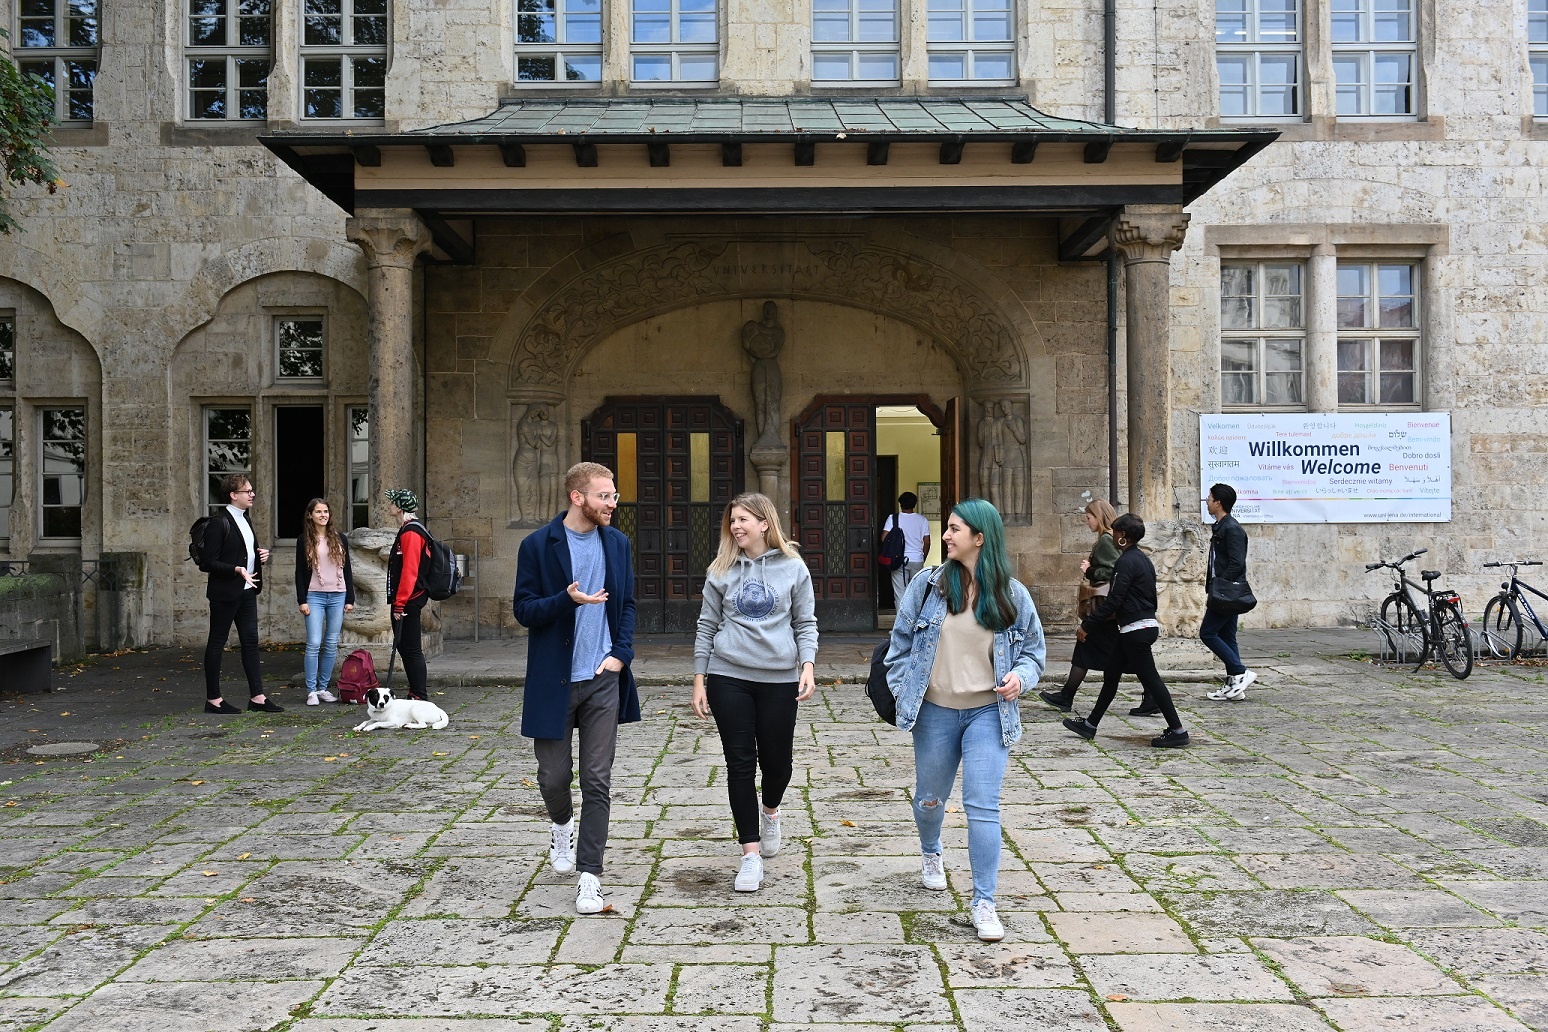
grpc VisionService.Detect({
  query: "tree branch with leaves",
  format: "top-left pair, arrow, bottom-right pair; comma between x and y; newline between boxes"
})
0,28 -> 63,234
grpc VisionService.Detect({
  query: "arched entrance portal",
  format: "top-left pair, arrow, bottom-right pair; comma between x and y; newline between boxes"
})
582,396 -> 745,633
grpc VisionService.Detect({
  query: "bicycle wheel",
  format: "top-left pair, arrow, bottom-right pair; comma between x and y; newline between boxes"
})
1433,600 -> 1473,679
1380,592 -> 1428,668
1481,594 -> 1523,660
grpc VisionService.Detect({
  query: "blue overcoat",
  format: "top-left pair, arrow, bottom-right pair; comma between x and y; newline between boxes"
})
512,513 -> 641,739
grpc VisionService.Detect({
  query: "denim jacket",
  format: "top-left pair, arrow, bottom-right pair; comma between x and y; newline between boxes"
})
884,566 -> 1047,747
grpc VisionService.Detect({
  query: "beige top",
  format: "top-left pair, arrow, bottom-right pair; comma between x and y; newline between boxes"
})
925,609 -> 999,710
308,543 -> 347,593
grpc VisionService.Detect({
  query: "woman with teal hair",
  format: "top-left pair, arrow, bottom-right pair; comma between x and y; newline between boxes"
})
884,498 -> 1046,943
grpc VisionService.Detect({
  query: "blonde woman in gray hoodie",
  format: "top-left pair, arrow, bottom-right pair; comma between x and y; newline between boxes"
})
692,492 -> 819,893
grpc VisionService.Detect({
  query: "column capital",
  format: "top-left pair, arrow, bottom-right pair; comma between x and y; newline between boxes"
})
346,209 -> 432,271
1111,206 -> 1191,264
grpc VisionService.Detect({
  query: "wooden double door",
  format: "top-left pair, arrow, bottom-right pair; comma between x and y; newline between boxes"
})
583,397 -> 744,633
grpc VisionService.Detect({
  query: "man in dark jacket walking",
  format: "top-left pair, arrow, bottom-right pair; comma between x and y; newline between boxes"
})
513,461 -> 640,916
1202,482 -> 1256,701
198,473 -> 282,714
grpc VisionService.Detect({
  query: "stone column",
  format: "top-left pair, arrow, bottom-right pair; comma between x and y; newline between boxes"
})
346,209 -> 432,527
1111,205 -> 1191,519
1305,244 -> 1340,413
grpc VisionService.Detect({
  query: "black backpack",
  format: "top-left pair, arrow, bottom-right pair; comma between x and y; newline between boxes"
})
187,515 -> 215,570
865,639 -> 898,726
406,521 -> 463,601
878,513 -> 906,568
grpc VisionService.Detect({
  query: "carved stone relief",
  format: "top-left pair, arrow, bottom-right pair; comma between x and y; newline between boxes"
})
1144,518 -> 1210,634
342,527 -> 397,640
511,402 -> 561,526
974,397 -> 1030,522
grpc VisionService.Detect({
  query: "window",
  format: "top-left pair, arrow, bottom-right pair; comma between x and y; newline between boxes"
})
1216,0 -> 1301,117
301,0 -> 386,119
811,0 -> 900,83
276,317 -> 324,379
515,0 -> 603,83
39,406 -> 84,539
205,407 -> 252,515
186,0 -> 272,120
631,0 -> 717,83
1220,262 -> 1306,407
1331,0 -> 1414,116
1337,262 -> 1419,405
0,407 -> 12,542
1532,0 -> 1548,118
926,0 -> 1013,83
0,315 -> 13,381
348,405 -> 369,529
14,0 -> 99,123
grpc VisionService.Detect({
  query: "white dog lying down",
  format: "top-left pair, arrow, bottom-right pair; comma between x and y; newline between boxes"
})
352,686 -> 450,732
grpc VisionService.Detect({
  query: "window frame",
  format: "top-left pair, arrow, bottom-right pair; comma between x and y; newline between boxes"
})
274,315 -> 327,383
1531,0 -> 1548,118
13,0 -> 100,124
0,404 -> 13,545
1218,260 -> 1309,411
299,0 -> 388,121
1335,260 -> 1422,408
513,0 -> 605,86
346,403 -> 370,531
810,0 -> 902,85
925,0 -> 1015,86
629,0 -> 719,84
185,0 -> 274,122
0,313 -> 13,383
204,405 -> 255,516
1329,0 -> 1417,117
37,405 -> 85,542
1214,0 -> 1303,119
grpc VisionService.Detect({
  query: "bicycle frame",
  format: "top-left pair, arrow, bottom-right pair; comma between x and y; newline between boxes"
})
1508,577 -> 1548,638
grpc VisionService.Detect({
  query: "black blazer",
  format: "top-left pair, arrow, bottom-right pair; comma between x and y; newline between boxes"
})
1207,514 -> 1249,589
200,507 -> 263,602
1081,546 -> 1158,632
294,536 -> 355,605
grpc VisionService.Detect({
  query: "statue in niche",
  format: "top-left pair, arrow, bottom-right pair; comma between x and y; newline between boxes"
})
512,404 -> 560,524
976,399 -> 1029,519
741,300 -> 785,448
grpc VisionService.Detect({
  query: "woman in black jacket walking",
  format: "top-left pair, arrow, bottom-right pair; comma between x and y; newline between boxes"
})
1060,513 -> 1189,749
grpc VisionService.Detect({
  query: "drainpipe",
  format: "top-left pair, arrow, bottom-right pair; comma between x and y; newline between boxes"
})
1105,0 -> 1121,505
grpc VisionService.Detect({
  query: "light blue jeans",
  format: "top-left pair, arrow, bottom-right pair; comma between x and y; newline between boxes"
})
911,699 -> 1010,905
303,590 -> 347,693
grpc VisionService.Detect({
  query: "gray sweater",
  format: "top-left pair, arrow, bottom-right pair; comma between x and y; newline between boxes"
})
694,550 -> 819,682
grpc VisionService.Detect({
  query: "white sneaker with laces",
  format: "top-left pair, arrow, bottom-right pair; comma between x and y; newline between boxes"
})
920,851 -> 947,891
970,899 -> 1005,942
549,819 -> 576,874
316,688 -> 338,703
575,872 -> 605,914
734,853 -> 764,892
1205,675 -> 1241,702
306,692 -> 320,706
759,809 -> 782,857
1231,669 -> 1256,697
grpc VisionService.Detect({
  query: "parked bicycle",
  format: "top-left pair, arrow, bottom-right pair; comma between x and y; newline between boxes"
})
1365,549 -> 1473,679
1480,560 -> 1547,660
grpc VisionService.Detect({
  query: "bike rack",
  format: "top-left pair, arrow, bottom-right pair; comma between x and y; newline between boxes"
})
1368,612 -> 1425,667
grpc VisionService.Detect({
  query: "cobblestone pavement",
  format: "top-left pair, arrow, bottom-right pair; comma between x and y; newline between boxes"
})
2,635 -> 1546,1031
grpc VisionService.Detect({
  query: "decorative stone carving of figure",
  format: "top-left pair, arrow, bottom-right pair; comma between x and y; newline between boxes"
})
976,401 -> 1004,510
512,404 -> 560,525
742,301 -> 785,447
976,400 -> 1029,519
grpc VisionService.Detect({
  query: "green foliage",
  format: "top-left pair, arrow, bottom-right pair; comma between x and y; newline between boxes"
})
0,28 -> 63,234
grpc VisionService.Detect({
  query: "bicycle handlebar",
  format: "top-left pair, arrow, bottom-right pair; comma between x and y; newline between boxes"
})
1367,548 -> 1428,573
1483,560 -> 1542,568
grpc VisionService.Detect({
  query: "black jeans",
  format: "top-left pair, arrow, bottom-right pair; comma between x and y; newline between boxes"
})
705,674 -> 799,844
1086,627 -> 1183,730
1199,607 -> 1246,676
534,669 -> 621,876
392,600 -> 428,698
204,591 -> 263,700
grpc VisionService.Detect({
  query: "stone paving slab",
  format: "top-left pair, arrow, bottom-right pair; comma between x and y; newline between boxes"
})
4,634 -> 1548,1029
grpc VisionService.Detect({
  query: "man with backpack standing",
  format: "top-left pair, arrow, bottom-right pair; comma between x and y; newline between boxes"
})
514,461 -> 640,917
198,474 -> 282,713
882,492 -> 932,605
385,488 -> 432,701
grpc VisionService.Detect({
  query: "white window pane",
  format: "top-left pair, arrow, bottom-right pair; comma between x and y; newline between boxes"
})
1330,11 -> 1361,43
678,53 -> 718,80
633,53 -> 670,79
1534,58 -> 1548,117
1378,263 -> 1412,297
928,11 -> 966,40
857,12 -> 897,41
1266,371 -> 1303,405
564,53 -> 601,79
1379,372 -> 1415,404
1337,338 -> 1370,371
812,51 -> 852,78
930,51 -> 966,79
1221,338 -> 1258,372
857,51 -> 899,78
1337,373 -> 1369,404
1220,263 -> 1253,297
516,54 -> 557,79
1263,297 -> 1302,328
972,51 -> 1013,79
813,12 -> 851,41
1221,296 -> 1256,329
1373,51 -> 1409,83
1223,372 -> 1257,405
1265,338 -> 1302,371
633,14 -> 671,42
1373,82 -> 1410,115
1380,338 -> 1415,371
1533,0 -> 1548,42
680,12 -> 716,42
1259,53 -> 1297,86
972,11 -> 1011,40
1215,0 -> 1248,42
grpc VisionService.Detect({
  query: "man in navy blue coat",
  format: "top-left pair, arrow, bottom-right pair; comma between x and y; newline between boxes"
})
514,461 -> 640,916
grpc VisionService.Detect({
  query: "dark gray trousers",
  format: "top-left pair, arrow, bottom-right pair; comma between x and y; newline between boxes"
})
533,669 -> 620,876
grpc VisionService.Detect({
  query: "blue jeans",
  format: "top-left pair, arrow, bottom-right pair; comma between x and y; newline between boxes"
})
911,700 -> 1010,905
1199,607 -> 1245,677
303,590 -> 347,692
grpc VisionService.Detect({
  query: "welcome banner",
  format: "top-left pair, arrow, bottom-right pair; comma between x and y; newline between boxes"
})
1199,413 -> 1452,524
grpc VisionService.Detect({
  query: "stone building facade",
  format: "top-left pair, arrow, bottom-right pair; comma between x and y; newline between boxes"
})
1,0 -> 1543,644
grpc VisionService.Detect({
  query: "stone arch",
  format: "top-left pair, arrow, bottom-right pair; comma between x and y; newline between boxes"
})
502,235 -> 1033,399
0,245 -> 110,347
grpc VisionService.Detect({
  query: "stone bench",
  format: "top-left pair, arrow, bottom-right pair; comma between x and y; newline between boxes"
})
0,639 -> 53,694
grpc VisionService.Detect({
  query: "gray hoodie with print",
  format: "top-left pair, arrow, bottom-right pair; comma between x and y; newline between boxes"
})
694,549 -> 819,683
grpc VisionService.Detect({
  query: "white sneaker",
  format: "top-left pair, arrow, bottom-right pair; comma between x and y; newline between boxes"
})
1205,674 -> 1245,702
920,851 -> 947,891
306,692 -> 320,706
549,819 -> 576,874
734,853 -> 764,892
575,872 -> 605,914
759,810 -> 782,857
1232,670 -> 1256,695
315,689 -> 338,703
971,899 -> 1005,942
